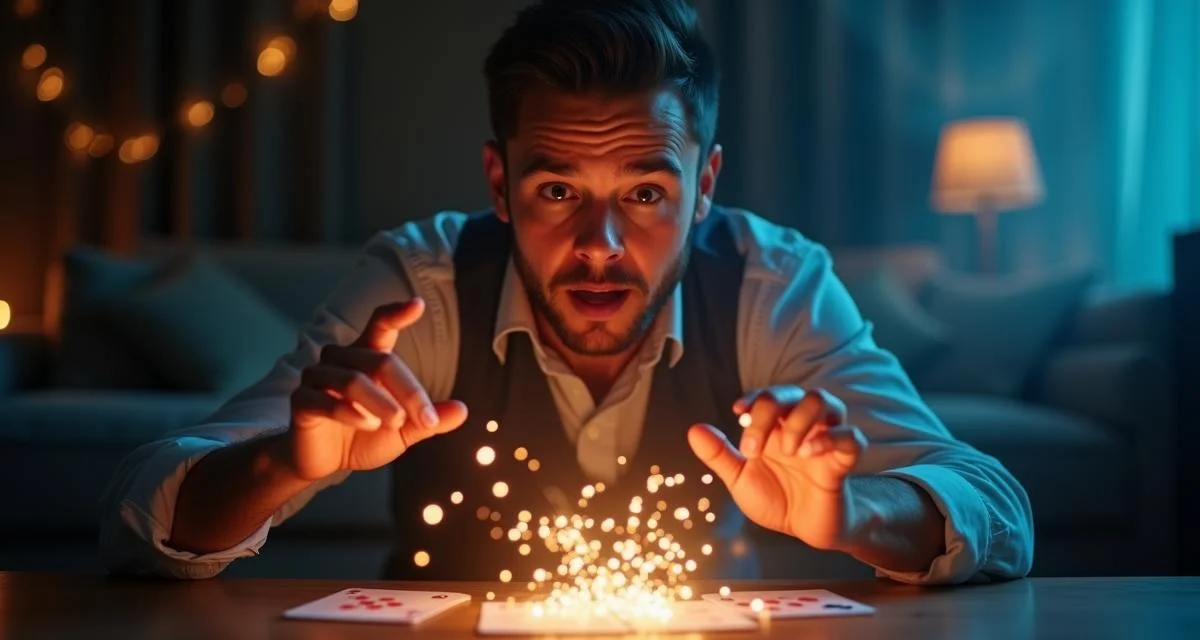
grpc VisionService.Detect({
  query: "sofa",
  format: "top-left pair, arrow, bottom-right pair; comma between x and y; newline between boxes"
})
0,238 -> 1176,579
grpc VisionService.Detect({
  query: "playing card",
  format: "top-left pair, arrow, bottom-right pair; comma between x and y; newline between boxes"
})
283,588 -> 470,624
476,601 -> 627,635
702,588 -> 875,619
627,601 -> 759,633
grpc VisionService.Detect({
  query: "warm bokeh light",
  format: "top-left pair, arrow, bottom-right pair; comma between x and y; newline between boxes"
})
476,446 -> 496,466
36,67 -> 63,101
486,420 -> 499,432
492,481 -> 509,498
499,569 -> 512,583
257,37 -> 295,77
88,133 -> 113,158
527,459 -> 540,472
0,301 -> 10,331
737,413 -> 753,428
14,0 -> 39,18
220,82 -> 247,108
184,100 -> 214,128
64,122 -> 94,152
329,0 -> 358,21
293,0 -> 320,20
701,473 -> 713,485
450,491 -> 463,505
513,447 -> 528,461
21,44 -> 45,69
118,134 -> 159,164
413,550 -> 430,567
617,455 -> 627,465
422,504 -> 444,525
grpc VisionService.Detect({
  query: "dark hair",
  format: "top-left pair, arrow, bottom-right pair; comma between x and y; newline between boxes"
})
484,0 -> 719,155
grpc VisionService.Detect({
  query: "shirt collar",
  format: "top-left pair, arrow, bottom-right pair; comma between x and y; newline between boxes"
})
491,259 -> 684,368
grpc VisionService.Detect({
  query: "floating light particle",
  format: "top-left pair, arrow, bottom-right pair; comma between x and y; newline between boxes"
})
518,510 -> 532,522
507,596 -> 516,604
657,500 -> 668,512
450,491 -> 464,505
684,520 -> 694,530
629,501 -> 643,514
476,446 -> 496,465
537,525 -> 551,538
738,413 -> 753,428
577,499 -> 588,508
705,512 -> 716,523
539,516 -> 550,526
527,582 -> 536,591
617,455 -> 627,465
531,603 -> 544,617
680,585 -> 694,599
490,527 -> 503,540
413,550 -> 430,567
486,420 -> 499,432
476,507 -> 491,520
601,518 -> 615,532
528,459 -> 541,471
514,447 -> 528,461
698,497 -> 711,512
486,591 -> 495,600
702,473 -> 714,485
674,473 -> 685,484
750,598 -> 764,612
534,568 -> 547,582
581,485 -> 596,499
719,586 -> 731,598
594,482 -> 606,493
627,516 -> 640,529
702,544 -> 713,556
422,504 -> 444,525
664,477 -> 676,488
493,481 -> 510,498
499,570 -> 512,583
685,559 -> 697,572
555,516 -> 568,528
650,465 -> 661,474
507,528 -> 521,542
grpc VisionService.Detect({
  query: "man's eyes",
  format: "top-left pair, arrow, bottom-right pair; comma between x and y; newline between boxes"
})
534,183 -> 666,205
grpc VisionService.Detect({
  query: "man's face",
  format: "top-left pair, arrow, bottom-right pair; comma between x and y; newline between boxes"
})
484,88 -> 721,356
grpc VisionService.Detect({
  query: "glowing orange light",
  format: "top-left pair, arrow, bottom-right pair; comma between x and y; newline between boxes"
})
88,133 -> 113,158
64,122 -> 94,152
486,419 -> 499,432
36,67 -> 63,101
492,481 -> 509,498
14,0 -> 39,18
0,301 -> 10,330
257,37 -> 295,77
21,44 -> 45,69
476,446 -> 496,466
220,82 -> 247,108
183,100 -> 214,128
329,0 -> 358,21
422,504 -> 444,525
413,550 -> 430,567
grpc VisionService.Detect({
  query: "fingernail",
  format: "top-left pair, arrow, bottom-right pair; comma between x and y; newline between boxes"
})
421,407 -> 440,428
743,436 -> 760,456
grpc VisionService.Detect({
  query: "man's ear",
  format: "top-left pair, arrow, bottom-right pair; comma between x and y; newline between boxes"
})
482,141 -> 510,223
695,143 -> 723,223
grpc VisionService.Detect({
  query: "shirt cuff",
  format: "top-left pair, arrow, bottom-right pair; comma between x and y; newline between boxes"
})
874,464 -> 993,585
105,437 -> 272,579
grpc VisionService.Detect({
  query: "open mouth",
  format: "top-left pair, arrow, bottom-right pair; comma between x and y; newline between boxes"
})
567,289 -> 632,319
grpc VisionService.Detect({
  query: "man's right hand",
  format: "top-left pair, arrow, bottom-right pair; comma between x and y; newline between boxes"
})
285,298 -> 468,481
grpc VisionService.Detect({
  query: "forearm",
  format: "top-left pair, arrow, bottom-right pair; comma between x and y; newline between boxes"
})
167,433 -> 314,554
837,475 -> 945,574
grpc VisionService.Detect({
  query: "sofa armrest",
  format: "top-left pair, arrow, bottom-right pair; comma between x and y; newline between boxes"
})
1031,344 -> 1168,434
0,332 -> 49,392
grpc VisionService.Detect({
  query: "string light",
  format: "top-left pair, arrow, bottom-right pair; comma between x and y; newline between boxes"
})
14,3 -> 355,160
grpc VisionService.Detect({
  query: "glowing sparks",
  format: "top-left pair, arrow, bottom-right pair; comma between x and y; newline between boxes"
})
499,570 -> 513,583
476,446 -> 496,466
486,591 -> 495,600
701,473 -> 713,485
518,510 -> 532,522
750,598 -> 765,612
738,413 -> 753,428
422,504 -> 444,525
719,586 -> 731,598
514,447 -> 529,461
617,455 -> 627,465
528,459 -> 541,472
581,485 -> 596,499
476,506 -> 491,521
450,491 -> 464,504
486,420 -> 499,432
413,550 -> 430,567
702,544 -> 713,555
493,481 -> 510,498
698,497 -> 711,512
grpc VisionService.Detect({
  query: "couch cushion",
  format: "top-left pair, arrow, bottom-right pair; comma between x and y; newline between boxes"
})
923,393 -> 1129,529
102,256 -> 296,399
842,266 -> 951,374
915,268 -> 1093,397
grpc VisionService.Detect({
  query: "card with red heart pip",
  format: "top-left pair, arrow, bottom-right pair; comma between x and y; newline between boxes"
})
283,588 -> 470,624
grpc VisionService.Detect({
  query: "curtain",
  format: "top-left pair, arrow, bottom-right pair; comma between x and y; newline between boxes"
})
697,0 -> 1200,291
29,0 -> 360,258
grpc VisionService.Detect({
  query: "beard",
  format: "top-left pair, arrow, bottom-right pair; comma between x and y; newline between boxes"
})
512,223 -> 694,357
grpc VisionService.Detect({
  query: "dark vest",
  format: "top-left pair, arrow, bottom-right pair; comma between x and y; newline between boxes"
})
383,209 -> 762,581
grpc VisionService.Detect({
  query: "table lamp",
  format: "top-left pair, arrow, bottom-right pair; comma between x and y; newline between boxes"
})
0,300 -> 10,331
931,117 -> 1044,273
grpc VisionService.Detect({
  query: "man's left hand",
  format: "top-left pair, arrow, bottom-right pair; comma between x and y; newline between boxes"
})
687,385 -> 866,551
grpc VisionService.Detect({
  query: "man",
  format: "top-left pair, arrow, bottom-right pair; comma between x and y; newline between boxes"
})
100,0 -> 1032,585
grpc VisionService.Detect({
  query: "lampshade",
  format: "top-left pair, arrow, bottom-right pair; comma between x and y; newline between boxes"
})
0,300 -> 9,331
931,117 -> 1044,214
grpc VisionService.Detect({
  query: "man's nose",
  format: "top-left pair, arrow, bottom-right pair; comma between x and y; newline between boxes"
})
574,207 -> 625,265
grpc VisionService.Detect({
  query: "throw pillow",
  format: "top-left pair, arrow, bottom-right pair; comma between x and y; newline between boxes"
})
913,267 -> 1094,397
55,245 -> 165,389
842,266 -> 952,373
102,255 -> 298,398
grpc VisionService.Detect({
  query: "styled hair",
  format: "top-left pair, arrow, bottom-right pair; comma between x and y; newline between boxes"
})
483,0 -> 720,155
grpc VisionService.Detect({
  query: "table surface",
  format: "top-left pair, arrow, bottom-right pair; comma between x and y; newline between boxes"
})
3,572 -> 1200,639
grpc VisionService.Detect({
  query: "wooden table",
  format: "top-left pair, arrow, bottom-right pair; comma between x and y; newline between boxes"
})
3,572 -> 1199,639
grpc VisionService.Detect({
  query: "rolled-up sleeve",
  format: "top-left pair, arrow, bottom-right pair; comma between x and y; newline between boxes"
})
99,217 -> 465,578
735,219 -> 1034,585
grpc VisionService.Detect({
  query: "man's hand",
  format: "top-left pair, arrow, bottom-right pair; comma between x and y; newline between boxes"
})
687,385 -> 865,551
286,298 -> 468,481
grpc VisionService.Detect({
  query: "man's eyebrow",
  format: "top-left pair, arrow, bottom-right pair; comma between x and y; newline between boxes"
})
518,154 -> 577,179
621,156 -> 684,178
